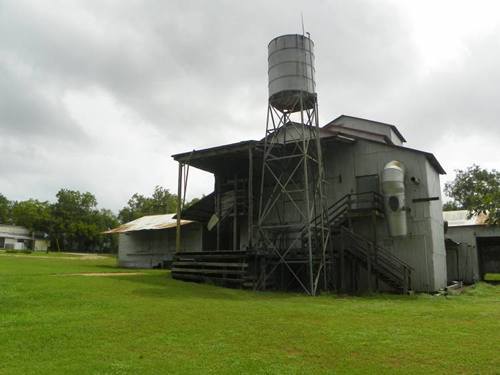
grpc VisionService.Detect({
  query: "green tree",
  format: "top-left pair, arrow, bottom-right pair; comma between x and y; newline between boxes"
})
11,199 -> 52,232
0,194 -> 12,224
51,189 -> 118,252
118,186 -> 178,223
442,201 -> 462,211
92,209 -> 119,253
444,165 -> 500,224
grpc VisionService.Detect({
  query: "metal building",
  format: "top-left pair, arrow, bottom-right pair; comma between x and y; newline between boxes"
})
171,114 -> 448,293
105,214 -> 202,268
444,210 -> 500,283
168,34 -> 448,294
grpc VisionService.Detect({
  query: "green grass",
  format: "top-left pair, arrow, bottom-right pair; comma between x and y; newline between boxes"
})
484,273 -> 500,281
1,253 -> 499,374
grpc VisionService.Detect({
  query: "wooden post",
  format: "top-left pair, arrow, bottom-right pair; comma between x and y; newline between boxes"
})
216,177 -> 221,250
403,267 -> 409,294
233,173 -> 238,250
372,210 -> 379,292
176,162 -> 183,252
340,231 -> 345,293
261,256 -> 266,290
347,194 -> 353,230
367,242 -> 373,294
248,145 -> 253,249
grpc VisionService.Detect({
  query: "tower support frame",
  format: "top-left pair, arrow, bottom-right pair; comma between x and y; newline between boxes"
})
256,93 -> 332,295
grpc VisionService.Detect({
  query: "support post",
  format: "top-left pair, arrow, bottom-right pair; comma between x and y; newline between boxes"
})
367,242 -> 373,294
176,162 -> 183,252
233,174 -> 238,250
403,267 -> 409,294
372,209 -> 379,292
248,145 -> 253,249
216,177 -> 220,250
347,194 -> 353,230
340,232 -> 345,293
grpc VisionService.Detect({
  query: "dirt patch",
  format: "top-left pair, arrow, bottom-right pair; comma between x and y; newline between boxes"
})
58,272 -> 145,277
0,253 -> 110,260
63,253 -> 110,260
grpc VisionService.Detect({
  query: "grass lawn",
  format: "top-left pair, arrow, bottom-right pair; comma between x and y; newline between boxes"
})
484,273 -> 500,281
1,252 -> 499,374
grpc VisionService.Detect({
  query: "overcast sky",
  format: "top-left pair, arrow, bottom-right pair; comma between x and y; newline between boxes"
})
1,0 -> 499,212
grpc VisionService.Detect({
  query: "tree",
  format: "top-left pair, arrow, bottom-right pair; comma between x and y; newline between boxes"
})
11,199 -> 52,233
118,186 -> 178,223
51,189 -> 118,252
0,194 -> 12,224
92,209 -> 119,253
442,201 -> 462,211
444,165 -> 500,225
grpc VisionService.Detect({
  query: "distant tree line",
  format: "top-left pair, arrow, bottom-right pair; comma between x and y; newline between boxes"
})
0,186 -> 199,253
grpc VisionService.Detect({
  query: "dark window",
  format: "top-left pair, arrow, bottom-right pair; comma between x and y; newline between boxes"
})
355,174 -> 379,209
356,174 -> 379,194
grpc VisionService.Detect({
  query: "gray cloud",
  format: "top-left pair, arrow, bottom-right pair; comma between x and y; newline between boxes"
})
0,0 -> 498,210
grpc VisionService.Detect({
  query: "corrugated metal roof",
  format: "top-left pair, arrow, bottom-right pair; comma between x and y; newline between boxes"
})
104,214 -> 193,234
443,210 -> 488,227
327,114 -> 407,142
0,233 -> 32,240
0,225 -> 30,236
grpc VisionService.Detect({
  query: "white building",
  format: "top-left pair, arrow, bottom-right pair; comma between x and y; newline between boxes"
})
105,214 -> 203,268
0,224 -> 50,251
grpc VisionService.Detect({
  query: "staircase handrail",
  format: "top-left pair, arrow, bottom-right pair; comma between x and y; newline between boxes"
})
340,226 -> 413,272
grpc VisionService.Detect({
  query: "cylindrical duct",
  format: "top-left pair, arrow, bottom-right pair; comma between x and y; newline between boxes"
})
268,34 -> 316,112
382,161 -> 408,237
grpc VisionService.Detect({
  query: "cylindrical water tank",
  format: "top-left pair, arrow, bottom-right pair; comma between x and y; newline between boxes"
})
382,161 -> 408,237
268,34 -> 316,112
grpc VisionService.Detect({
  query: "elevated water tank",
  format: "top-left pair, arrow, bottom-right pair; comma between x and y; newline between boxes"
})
268,34 -> 316,112
382,161 -> 408,237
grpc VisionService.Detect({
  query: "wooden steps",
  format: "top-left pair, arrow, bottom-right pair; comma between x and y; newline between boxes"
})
171,250 -> 253,288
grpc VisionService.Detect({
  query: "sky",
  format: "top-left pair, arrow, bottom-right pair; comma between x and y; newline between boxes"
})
1,0 -> 499,212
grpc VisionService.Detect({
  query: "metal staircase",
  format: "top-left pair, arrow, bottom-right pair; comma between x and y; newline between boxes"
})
302,192 -> 413,293
172,191 -> 413,294
338,227 -> 412,293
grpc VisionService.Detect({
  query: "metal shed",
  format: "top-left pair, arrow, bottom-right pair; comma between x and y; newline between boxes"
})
444,210 -> 500,282
105,214 -> 203,268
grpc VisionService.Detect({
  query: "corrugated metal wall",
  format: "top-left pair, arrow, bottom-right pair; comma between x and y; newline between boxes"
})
118,223 -> 202,268
322,139 -> 447,292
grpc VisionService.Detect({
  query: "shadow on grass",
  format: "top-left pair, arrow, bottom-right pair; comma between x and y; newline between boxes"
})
107,271 -> 432,305
88,265 -> 500,304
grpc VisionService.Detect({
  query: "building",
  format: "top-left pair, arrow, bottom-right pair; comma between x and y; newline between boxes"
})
0,224 -> 50,251
167,34 -> 448,294
171,115 -> 447,293
105,214 -> 202,268
444,210 -> 500,282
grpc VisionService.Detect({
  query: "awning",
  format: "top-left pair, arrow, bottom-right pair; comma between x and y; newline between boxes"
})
104,214 -> 193,234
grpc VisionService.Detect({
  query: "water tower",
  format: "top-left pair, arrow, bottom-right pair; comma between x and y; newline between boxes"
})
256,34 -> 331,296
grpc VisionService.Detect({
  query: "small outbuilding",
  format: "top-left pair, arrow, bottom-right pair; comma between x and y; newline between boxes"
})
105,214 -> 203,268
0,224 -> 49,251
444,210 -> 500,282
